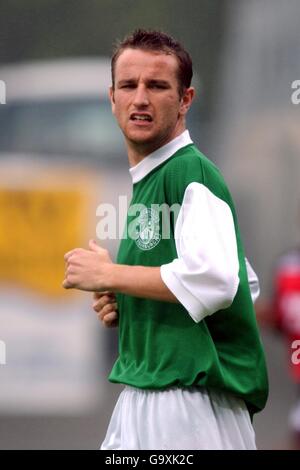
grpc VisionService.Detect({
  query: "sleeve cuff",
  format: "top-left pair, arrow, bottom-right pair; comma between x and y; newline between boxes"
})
160,263 -> 207,323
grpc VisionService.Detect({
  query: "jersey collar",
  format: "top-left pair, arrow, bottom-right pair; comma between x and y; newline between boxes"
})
129,130 -> 193,184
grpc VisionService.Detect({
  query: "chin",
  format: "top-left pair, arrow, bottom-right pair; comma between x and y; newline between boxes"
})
126,131 -> 157,145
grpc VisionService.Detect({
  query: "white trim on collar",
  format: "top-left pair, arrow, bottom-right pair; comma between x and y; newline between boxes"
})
129,130 -> 193,184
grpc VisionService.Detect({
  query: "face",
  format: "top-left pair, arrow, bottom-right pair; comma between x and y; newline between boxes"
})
110,48 -> 194,160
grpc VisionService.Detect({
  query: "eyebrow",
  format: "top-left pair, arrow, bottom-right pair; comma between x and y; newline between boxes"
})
147,79 -> 171,87
117,79 -> 171,87
117,79 -> 136,87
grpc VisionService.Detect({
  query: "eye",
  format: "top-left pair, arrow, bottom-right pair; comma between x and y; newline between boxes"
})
120,83 -> 136,89
149,82 -> 170,90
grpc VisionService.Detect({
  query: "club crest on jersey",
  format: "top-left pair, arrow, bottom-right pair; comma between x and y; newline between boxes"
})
135,207 -> 161,250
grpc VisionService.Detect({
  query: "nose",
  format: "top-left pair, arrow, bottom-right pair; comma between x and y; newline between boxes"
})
133,84 -> 149,107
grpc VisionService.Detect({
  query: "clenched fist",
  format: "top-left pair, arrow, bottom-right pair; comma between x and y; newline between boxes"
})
93,291 -> 119,328
63,239 -> 113,291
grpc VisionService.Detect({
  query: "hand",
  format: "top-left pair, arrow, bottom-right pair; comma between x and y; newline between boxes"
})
63,239 -> 112,291
92,291 -> 119,328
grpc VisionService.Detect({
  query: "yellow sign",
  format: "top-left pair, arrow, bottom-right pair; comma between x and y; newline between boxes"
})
0,188 -> 88,296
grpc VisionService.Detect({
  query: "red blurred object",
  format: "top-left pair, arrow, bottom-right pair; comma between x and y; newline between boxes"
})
273,249 -> 300,383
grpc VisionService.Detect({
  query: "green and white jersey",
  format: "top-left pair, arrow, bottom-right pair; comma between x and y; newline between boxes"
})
109,130 -> 268,416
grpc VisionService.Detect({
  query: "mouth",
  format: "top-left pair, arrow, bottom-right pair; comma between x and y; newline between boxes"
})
130,113 -> 153,122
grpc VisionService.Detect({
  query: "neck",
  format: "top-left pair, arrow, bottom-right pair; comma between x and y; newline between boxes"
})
127,122 -> 186,167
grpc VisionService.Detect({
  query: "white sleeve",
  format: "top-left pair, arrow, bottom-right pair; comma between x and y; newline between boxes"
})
245,258 -> 260,303
160,182 -> 240,323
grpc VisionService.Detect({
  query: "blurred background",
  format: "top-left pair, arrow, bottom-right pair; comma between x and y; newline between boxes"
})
0,0 -> 300,449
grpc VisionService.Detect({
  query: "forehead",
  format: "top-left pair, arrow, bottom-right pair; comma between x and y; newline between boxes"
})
114,48 -> 179,81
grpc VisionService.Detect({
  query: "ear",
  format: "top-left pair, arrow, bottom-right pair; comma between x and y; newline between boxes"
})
109,86 -> 115,114
179,87 -> 195,117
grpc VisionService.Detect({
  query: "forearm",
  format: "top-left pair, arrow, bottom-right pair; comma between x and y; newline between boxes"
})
106,264 -> 179,303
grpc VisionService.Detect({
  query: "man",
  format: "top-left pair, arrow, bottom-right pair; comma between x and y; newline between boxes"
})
63,29 -> 268,450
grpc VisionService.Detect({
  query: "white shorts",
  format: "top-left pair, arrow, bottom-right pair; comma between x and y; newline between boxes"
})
101,386 -> 256,450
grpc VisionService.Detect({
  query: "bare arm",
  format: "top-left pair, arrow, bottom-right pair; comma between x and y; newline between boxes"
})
63,239 -> 178,303
107,264 -> 178,303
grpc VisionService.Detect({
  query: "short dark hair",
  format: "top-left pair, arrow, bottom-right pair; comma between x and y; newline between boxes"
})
111,29 -> 193,97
